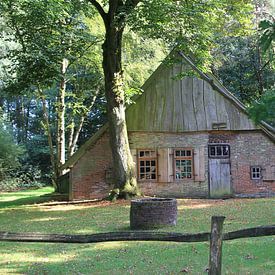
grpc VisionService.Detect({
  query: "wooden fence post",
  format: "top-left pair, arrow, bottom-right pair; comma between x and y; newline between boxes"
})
209,216 -> 225,275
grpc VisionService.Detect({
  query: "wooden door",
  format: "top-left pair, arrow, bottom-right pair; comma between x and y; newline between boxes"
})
208,144 -> 232,198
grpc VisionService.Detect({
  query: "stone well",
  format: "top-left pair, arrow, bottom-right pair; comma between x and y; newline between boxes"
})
130,198 -> 177,229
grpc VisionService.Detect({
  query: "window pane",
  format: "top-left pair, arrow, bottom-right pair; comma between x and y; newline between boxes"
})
138,150 -> 157,180
251,166 -> 261,179
223,146 -> 229,156
217,146 -> 222,155
186,150 -> 191,156
210,146 -> 215,156
175,150 -> 180,156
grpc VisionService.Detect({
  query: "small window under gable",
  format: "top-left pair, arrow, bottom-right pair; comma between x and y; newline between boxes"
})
251,166 -> 262,180
174,149 -> 193,180
138,150 -> 157,180
208,144 -> 230,158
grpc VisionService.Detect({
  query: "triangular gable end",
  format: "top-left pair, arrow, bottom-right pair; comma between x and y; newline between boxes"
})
126,51 -> 264,133
62,51 -> 275,170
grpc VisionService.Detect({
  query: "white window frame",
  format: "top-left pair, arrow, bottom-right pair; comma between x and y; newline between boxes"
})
174,148 -> 194,180
251,166 -> 262,180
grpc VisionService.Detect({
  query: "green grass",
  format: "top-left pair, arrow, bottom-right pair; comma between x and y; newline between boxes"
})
0,188 -> 274,274
0,187 -> 55,208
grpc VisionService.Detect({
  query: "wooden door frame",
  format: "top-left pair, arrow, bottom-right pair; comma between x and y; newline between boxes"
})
208,143 -> 232,198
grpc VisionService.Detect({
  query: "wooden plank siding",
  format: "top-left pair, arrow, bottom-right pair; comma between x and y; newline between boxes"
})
126,60 -> 257,132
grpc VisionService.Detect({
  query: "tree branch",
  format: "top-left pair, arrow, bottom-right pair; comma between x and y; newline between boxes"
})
87,0 -> 107,24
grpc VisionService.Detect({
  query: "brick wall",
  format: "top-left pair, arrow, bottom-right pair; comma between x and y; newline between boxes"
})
70,130 -> 275,200
229,131 -> 275,196
129,131 -> 209,198
70,132 -> 113,200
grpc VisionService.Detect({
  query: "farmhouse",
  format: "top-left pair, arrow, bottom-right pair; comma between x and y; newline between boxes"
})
64,52 -> 275,200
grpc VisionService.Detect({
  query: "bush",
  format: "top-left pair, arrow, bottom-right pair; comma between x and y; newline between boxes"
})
0,113 -> 24,181
0,178 -> 45,192
248,90 -> 275,127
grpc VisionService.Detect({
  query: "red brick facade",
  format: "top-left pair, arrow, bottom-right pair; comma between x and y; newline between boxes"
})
69,130 -> 275,200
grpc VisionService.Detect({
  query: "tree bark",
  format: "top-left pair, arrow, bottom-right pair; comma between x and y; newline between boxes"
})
209,216 -> 225,275
38,88 -> 58,190
67,90 -> 99,158
101,3 -> 139,199
57,58 -> 68,175
87,0 -> 140,199
15,97 -> 25,143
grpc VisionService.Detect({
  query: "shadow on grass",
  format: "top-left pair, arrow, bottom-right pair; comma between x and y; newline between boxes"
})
0,193 -> 68,208
0,236 -> 274,274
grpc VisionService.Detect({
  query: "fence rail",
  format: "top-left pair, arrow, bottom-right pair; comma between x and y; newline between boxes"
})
0,225 -> 274,244
0,217 -> 274,275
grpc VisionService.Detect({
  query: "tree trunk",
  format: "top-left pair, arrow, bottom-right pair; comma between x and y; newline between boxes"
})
67,90 -> 99,158
68,116 -> 84,158
57,58 -> 68,175
102,21 -> 138,200
38,89 -> 58,190
15,97 -> 25,143
255,44 -> 264,95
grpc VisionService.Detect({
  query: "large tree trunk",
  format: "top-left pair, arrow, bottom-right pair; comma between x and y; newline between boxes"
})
102,21 -> 138,200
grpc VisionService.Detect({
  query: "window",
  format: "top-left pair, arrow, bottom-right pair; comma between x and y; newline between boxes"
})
174,149 -> 193,179
251,166 -> 261,180
208,144 -> 230,158
138,150 -> 157,180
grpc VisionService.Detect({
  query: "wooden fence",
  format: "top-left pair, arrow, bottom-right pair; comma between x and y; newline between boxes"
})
0,216 -> 274,275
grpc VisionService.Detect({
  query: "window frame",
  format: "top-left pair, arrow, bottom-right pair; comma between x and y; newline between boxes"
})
208,143 -> 230,159
250,166 -> 262,180
173,148 -> 194,180
137,149 -> 158,181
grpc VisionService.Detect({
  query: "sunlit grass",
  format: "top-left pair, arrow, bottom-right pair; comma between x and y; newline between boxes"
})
0,188 -> 274,274
0,187 -> 55,208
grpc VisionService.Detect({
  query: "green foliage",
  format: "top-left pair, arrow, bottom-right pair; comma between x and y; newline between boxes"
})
259,19 -> 275,53
248,89 -> 275,126
0,177 -> 44,192
0,0 -> 96,93
213,36 -> 274,104
122,28 -> 168,94
129,0 -> 253,70
0,113 -> 23,180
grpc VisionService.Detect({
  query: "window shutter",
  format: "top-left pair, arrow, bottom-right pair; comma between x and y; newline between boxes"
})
263,166 -> 275,181
130,149 -> 137,178
194,146 -> 206,182
158,148 -> 170,182
168,148 -> 174,182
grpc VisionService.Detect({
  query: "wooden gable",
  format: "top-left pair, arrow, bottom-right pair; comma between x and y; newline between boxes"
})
126,55 -> 256,132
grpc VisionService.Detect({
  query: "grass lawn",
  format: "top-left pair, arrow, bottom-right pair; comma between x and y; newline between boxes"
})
0,188 -> 274,274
